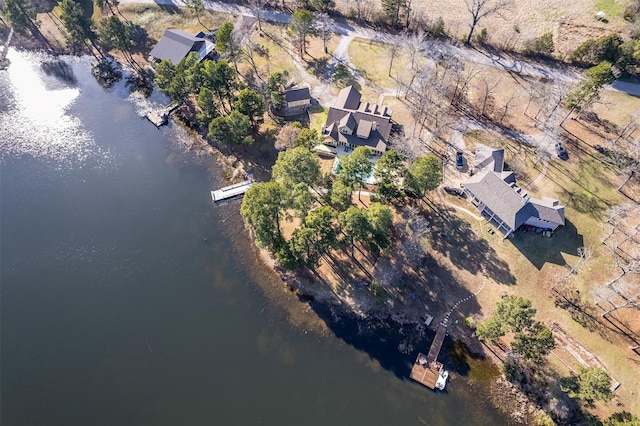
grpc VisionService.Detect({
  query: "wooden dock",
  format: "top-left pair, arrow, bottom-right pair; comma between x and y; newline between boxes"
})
146,110 -> 168,127
410,323 -> 448,390
211,175 -> 254,202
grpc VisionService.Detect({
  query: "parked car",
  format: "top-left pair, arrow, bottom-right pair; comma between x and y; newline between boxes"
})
456,151 -> 464,169
443,186 -> 465,197
555,143 -> 568,160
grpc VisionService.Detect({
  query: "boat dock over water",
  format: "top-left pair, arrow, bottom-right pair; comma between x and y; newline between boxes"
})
211,175 -> 254,202
410,323 -> 449,390
0,29 -> 14,70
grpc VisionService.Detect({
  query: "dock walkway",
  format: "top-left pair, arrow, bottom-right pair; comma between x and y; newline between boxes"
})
211,175 -> 254,202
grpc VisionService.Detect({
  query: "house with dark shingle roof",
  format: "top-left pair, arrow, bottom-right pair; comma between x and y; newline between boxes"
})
321,86 -> 393,156
149,29 -> 215,64
284,87 -> 311,109
463,144 -> 565,237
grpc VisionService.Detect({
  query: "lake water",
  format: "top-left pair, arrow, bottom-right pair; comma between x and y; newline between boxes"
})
0,50 -> 511,425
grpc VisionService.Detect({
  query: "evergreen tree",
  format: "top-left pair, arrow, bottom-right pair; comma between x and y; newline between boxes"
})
235,89 -> 266,126
405,155 -> 442,199
288,9 -> 315,56
240,182 -> 286,250
272,146 -> 321,187
338,146 -> 373,201
381,0 -> 407,27
3,0 -> 36,36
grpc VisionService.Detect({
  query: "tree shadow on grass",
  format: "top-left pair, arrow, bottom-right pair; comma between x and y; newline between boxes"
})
153,3 -> 182,14
427,203 -> 516,285
507,219 -> 584,270
305,57 -> 329,78
331,63 -> 360,90
286,226 -> 490,382
129,24 -> 155,56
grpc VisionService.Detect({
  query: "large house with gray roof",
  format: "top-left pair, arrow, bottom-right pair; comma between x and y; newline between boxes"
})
463,144 -> 565,237
149,29 -> 215,64
321,86 -> 393,156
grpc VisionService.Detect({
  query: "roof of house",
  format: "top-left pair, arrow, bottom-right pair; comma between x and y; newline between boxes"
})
327,121 -> 388,153
474,143 -> 505,173
322,86 -> 394,153
529,197 -> 566,226
357,120 -> 373,139
149,29 -> 214,64
284,87 -> 311,103
464,171 -> 531,230
334,85 -> 362,110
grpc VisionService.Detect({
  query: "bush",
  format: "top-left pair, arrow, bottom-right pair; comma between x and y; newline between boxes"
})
569,34 -> 622,67
522,32 -> 555,58
475,28 -> 489,45
430,16 -> 446,38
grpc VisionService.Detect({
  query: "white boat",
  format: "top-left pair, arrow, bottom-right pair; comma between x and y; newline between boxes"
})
435,369 -> 449,390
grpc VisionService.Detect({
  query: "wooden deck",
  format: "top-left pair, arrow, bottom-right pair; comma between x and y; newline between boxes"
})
146,110 -> 168,127
410,353 -> 443,389
426,324 -> 447,364
410,323 -> 448,390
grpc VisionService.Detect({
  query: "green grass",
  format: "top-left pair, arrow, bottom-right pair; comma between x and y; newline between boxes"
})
594,0 -> 623,18
309,105 -> 327,132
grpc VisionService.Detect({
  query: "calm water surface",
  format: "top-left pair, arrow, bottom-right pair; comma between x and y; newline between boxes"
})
0,50 -> 510,425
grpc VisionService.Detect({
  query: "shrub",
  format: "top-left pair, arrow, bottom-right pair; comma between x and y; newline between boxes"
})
475,28 -> 489,45
431,16 -> 446,38
523,32 -> 555,58
569,34 -> 622,67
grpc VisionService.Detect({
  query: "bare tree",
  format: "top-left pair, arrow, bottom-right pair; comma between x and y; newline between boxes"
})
499,90 -> 520,123
476,75 -> 501,116
387,36 -> 402,77
462,0 -> 512,44
351,0 -> 371,21
248,0 -> 268,32
451,64 -> 480,105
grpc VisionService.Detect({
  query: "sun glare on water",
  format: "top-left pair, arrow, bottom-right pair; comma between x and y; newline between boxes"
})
0,49 -> 96,163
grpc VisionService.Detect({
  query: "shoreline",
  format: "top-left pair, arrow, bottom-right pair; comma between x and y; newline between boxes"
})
5,40 -> 542,423
250,227 -> 540,425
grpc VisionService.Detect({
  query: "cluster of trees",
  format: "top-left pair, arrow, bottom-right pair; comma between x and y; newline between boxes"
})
476,295 -> 555,362
241,145 -> 442,269
153,32 -> 267,145
560,366 -> 613,407
564,61 -> 617,115
3,0 -> 143,72
570,33 -> 640,76
285,9 -> 335,57
3,0 -> 37,36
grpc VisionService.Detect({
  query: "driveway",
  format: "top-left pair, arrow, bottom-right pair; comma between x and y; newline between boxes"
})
122,0 -> 585,85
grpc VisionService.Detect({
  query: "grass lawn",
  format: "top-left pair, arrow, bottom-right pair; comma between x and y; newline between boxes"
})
594,0 -> 624,18
238,23 -> 298,80
309,105 -> 327,132
122,4 -> 225,41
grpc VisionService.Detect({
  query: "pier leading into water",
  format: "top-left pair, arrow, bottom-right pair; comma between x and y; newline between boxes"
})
211,175 -> 254,202
410,323 -> 447,390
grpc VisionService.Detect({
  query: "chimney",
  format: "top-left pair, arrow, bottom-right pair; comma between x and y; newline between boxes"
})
372,121 -> 377,131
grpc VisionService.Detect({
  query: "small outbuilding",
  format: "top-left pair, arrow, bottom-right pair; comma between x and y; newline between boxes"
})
284,87 -> 312,109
